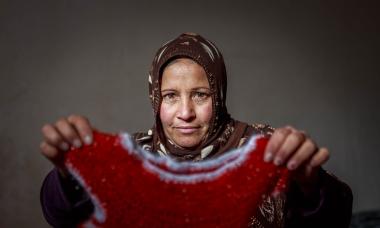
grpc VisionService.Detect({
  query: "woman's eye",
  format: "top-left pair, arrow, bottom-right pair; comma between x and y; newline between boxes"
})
162,93 -> 178,102
194,92 -> 206,98
192,92 -> 210,101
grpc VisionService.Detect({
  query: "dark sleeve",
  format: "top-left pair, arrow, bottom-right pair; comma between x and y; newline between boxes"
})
40,168 -> 94,228
284,169 -> 353,228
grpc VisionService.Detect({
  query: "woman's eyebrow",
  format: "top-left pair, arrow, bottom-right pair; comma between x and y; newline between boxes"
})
161,87 -> 210,93
192,87 -> 211,91
161,89 -> 178,92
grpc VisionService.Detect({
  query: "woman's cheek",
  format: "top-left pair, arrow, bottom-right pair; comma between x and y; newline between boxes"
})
159,103 -> 174,127
199,100 -> 213,125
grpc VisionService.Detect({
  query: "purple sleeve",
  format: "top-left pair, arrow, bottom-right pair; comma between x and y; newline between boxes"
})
40,168 -> 94,227
285,169 -> 353,228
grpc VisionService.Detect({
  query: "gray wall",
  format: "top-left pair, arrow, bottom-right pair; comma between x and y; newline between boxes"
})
1,0 -> 379,226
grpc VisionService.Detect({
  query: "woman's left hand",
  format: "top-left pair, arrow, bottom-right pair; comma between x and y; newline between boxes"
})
264,126 -> 330,194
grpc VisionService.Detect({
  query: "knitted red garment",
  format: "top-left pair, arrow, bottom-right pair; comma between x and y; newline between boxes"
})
65,131 -> 290,227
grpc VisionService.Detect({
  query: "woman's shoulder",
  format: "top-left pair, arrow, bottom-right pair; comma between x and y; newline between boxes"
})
249,123 -> 275,136
131,130 -> 154,151
235,120 -> 275,138
232,121 -> 275,148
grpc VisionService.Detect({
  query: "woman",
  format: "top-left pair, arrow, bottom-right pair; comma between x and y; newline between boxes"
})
40,33 -> 352,227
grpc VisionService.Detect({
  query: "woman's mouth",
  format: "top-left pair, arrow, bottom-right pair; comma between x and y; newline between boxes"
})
175,126 -> 200,134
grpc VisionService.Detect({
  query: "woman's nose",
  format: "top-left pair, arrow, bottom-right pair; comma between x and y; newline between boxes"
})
177,98 -> 195,121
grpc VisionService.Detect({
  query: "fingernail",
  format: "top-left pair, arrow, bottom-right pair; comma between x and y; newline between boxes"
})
287,161 -> 297,170
84,135 -> 92,145
73,139 -> 82,148
59,142 -> 69,151
264,152 -> 273,162
274,157 -> 282,166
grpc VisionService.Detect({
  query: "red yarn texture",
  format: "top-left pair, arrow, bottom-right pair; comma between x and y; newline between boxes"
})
65,131 -> 290,227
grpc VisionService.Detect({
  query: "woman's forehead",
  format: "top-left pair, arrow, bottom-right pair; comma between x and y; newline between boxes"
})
165,57 -> 198,68
161,60 -> 209,90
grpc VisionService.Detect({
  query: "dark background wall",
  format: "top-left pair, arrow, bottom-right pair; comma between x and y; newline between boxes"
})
1,0 -> 379,226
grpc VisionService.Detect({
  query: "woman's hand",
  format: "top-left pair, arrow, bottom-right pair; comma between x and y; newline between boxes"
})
40,115 -> 93,177
264,126 -> 330,194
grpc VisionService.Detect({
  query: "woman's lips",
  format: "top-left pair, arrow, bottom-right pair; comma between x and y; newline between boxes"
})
174,126 -> 200,134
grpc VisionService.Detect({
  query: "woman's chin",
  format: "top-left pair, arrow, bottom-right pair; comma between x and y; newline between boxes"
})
173,137 -> 202,149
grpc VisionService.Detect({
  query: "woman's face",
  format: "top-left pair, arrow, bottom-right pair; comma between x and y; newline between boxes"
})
160,58 -> 212,149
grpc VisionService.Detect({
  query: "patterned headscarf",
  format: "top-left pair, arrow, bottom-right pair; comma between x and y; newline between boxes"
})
146,33 -> 267,161
149,32 -> 229,132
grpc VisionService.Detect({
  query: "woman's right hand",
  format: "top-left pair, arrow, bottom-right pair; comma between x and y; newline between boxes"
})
40,115 -> 93,178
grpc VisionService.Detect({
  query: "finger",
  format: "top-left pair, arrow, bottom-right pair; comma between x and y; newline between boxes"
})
286,138 -> 317,170
55,118 -> 82,148
68,115 -> 93,145
309,147 -> 330,168
264,128 -> 291,162
40,141 -> 66,168
41,124 -> 69,151
274,131 -> 306,166
285,125 -> 310,138
284,125 -> 296,132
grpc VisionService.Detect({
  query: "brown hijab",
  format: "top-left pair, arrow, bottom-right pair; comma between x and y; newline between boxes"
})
137,33 -> 273,161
